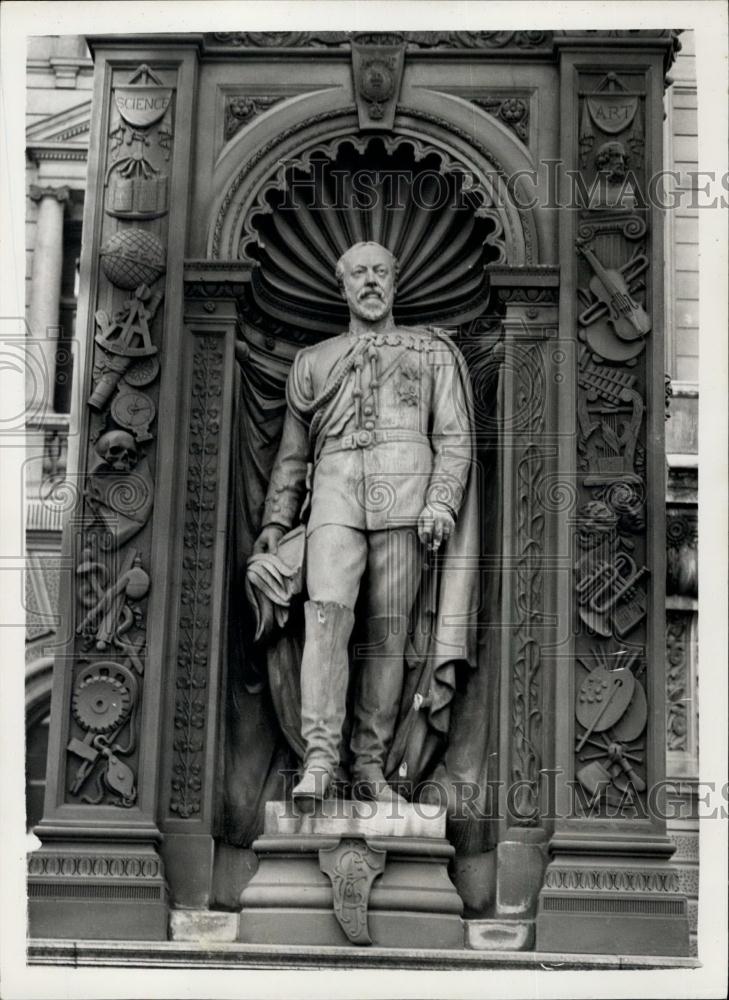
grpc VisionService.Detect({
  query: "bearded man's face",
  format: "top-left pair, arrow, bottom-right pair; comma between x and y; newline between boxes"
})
339,244 -> 396,323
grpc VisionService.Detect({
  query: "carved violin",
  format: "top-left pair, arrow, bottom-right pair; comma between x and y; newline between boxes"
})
577,243 -> 651,342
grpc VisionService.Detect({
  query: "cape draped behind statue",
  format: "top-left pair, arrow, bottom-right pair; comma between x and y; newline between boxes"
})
221,322 -> 502,856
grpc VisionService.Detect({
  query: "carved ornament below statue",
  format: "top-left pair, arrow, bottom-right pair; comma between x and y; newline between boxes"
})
319,837 -> 386,944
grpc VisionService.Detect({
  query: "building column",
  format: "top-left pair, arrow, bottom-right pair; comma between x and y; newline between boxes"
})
28,185 -> 70,408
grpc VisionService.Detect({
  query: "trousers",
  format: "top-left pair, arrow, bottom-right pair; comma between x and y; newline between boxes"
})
303,524 -> 424,774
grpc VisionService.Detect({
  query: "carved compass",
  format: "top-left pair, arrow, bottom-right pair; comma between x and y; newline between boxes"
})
111,389 -> 156,442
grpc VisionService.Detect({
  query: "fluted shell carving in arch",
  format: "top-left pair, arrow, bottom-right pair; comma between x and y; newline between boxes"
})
237,134 -> 507,334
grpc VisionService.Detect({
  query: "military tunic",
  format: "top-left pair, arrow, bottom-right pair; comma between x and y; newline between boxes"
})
262,326 -> 472,535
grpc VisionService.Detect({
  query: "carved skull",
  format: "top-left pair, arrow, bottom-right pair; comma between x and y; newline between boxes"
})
95,430 -> 139,473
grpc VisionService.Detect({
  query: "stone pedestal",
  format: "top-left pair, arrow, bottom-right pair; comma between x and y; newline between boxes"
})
536,848 -> 689,956
239,801 -> 464,949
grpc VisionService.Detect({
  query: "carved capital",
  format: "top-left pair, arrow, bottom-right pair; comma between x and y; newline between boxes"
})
29,184 -> 71,205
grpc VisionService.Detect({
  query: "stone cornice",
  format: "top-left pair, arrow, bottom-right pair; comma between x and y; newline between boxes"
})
84,30 -> 682,72
27,146 -> 88,163
27,56 -> 93,74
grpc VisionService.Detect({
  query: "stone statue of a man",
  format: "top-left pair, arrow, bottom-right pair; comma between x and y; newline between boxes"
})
253,241 -> 472,807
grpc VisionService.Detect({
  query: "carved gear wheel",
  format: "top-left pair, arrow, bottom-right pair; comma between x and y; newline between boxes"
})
72,668 -> 132,733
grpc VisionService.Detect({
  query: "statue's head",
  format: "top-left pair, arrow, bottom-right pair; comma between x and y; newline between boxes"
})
335,242 -> 399,324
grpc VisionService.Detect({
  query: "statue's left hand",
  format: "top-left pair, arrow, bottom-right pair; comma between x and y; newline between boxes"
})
417,503 -> 455,551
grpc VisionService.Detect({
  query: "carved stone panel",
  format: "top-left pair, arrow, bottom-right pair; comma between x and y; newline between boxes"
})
572,66 -> 653,816
62,61 -> 179,810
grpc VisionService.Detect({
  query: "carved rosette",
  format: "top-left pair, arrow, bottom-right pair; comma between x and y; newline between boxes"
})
62,62 -> 177,810
573,67 -> 652,814
169,335 -> 223,818
471,97 -> 530,142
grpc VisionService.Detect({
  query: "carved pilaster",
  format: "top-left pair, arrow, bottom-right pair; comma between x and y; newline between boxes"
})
536,37 -> 689,957
29,45 -> 199,941
157,280 -> 239,907
489,271 -> 559,840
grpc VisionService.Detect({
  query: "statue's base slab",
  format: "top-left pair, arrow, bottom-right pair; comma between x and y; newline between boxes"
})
239,800 -> 464,949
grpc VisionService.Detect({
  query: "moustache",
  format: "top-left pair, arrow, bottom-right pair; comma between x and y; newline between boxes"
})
358,288 -> 384,301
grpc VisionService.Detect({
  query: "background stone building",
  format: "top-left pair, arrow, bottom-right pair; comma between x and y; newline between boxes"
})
22,29 -> 700,956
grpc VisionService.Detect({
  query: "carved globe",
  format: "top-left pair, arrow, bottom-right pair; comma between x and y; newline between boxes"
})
100,228 -> 166,290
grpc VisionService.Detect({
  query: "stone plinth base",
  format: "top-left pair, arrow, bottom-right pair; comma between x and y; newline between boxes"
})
239,800 -> 464,949
28,840 -> 167,941
536,855 -> 690,956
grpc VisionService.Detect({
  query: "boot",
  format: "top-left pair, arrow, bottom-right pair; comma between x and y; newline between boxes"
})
293,601 -> 354,810
350,615 -> 408,805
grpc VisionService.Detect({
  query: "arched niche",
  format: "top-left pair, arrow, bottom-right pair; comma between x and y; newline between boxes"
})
207,92 -> 546,279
